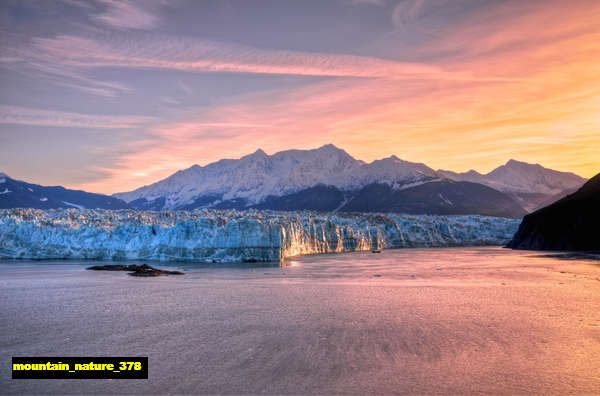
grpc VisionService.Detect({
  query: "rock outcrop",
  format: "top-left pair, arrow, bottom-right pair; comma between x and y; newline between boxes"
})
507,173 -> 600,251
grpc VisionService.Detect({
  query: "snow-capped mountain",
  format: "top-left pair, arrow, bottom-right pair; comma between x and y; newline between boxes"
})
114,144 -> 440,210
3,146 -> 585,218
437,159 -> 587,211
0,173 -> 130,210
113,145 -> 530,218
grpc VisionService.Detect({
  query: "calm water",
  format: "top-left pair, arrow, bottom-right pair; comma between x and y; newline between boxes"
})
1,247 -> 600,394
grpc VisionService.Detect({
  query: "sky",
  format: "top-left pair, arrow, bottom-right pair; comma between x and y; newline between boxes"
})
0,0 -> 599,194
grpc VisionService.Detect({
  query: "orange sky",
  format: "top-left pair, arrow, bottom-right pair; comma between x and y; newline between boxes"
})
79,0 -> 599,194
1,0 -> 598,194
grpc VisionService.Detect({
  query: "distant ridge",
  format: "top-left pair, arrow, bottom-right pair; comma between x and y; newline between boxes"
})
0,173 -> 130,210
437,159 -> 586,211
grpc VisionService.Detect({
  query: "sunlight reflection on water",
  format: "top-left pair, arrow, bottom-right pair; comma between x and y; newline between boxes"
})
2,247 -> 600,394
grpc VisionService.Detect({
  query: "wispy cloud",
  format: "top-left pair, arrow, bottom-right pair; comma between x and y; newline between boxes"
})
392,0 -> 428,27
0,43 -> 131,97
93,0 -> 161,30
176,80 -> 194,95
0,0 -> 168,97
23,32 -> 516,82
79,0 -> 600,192
0,105 -> 154,129
346,0 -> 387,6
3,0 -> 599,193
0,1 -> 516,100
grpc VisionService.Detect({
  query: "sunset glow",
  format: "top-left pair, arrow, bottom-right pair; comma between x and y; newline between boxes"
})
1,0 -> 598,194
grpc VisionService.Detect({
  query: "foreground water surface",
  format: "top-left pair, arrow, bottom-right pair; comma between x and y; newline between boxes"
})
1,247 -> 600,394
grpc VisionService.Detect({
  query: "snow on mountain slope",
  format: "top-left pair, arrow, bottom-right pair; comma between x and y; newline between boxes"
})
359,155 -> 439,188
485,159 -> 586,194
438,160 -> 586,195
114,145 -> 439,209
0,173 -> 131,210
113,146 -> 585,214
0,208 -> 520,262
437,169 -> 488,185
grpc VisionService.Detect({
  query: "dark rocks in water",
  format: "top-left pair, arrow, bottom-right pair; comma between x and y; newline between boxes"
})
87,264 -> 184,277
128,264 -> 184,277
87,264 -> 137,271
507,173 -> 600,251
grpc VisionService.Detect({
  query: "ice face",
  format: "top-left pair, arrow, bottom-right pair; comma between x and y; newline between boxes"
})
0,208 -> 520,263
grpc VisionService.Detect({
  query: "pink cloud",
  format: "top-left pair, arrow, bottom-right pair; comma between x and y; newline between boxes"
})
93,0 -> 161,30
0,105 -> 154,129
28,32 -> 513,82
78,0 -> 600,193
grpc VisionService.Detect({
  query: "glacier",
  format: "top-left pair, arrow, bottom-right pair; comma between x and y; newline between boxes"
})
0,208 -> 520,263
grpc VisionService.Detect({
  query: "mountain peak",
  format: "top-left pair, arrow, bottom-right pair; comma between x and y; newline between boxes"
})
505,159 -> 539,168
242,148 -> 269,161
375,155 -> 407,165
316,143 -> 345,154
486,159 -> 586,195
318,143 -> 337,150
312,144 -> 355,162
465,170 -> 483,176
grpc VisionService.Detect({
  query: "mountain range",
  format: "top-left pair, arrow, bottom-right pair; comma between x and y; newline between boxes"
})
1,145 -> 588,218
0,173 -> 129,210
437,160 -> 586,212
113,145 -> 585,218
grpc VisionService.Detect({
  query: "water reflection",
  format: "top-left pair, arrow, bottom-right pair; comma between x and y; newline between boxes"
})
532,252 -> 600,261
2,247 -> 600,394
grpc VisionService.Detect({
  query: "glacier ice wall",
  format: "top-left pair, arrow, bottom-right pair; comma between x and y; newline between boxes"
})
0,209 -> 520,262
